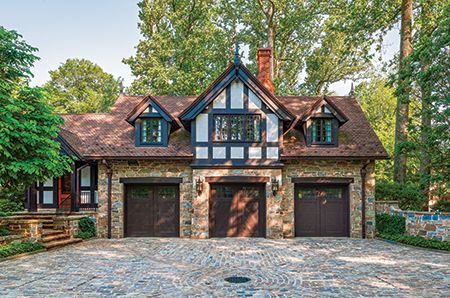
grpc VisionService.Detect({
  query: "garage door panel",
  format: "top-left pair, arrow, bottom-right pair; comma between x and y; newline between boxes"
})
210,185 -> 236,237
126,186 -> 154,237
295,185 -> 349,237
155,186 -> 180,237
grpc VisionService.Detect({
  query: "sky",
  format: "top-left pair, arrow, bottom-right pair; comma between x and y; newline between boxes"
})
1,0 -> 400,96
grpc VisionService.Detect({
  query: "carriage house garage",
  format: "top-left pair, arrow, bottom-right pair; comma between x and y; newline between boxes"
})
26,48 -> 387,239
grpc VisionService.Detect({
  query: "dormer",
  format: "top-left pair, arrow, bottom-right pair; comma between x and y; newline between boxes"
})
302,96 -> 348,147
126,96 -> 178,147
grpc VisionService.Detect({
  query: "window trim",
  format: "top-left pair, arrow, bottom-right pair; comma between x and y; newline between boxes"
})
312,118 -> 332,145
212,113 -> 262,143
135,114 -> 168,147
306,117 -> 338,147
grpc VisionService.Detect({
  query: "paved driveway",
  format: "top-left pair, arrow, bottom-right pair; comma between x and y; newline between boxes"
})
0,238 -> 449,297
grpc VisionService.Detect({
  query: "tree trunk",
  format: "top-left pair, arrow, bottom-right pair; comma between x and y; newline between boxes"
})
393,0 -> 413,184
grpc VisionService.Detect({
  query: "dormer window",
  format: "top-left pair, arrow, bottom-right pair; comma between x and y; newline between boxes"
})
312,119 -> 332,144
141,118 -> 162,144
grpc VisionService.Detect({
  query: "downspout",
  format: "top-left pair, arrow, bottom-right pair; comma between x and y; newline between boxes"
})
360,160 -> 371,239
102,159 -> 113,239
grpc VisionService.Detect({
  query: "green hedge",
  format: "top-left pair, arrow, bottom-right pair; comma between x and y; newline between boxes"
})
432,200 -> 450,212
76,217 -> 96,239
0,227 -> 10,237
0,199 -> 24,217
379,233 -> 450,251
0,242 -> 44,259
375,181 -> 426,210
376,214 -> 405,235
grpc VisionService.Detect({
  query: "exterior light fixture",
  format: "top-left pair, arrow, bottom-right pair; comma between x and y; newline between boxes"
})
271,177 -> 279,195
196,177 -> 203,194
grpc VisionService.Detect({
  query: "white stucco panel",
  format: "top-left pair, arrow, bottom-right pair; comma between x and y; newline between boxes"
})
266,147 -> 279,159
213,90 -> 226,109
195,147 -> 208,159
212,147 -> 226,159
230,80 -> 244,109
195,113 -> 208,142
230,147 -> 244,159
266,113 -> 279,142
248,89 -> 262,109
248,147 -> 262,159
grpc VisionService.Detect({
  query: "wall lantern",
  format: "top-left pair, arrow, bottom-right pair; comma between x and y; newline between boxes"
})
195,177 -> 203,194
271,177 -> 279,196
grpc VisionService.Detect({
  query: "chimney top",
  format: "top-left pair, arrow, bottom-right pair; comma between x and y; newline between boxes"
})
257,48 -> 275,94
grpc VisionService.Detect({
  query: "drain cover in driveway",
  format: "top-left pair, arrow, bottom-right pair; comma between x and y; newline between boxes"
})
224,276 -> 251,284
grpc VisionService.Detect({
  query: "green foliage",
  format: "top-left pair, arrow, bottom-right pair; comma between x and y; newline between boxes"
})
0,199 -> 23,215
432,201 -> 450,213
0,226 -> 10,237
379,233 -> 450,251
76,217 -> 96,239
44,58 -> 120,113
355,76 -> 396,180
0,26 -> 74,193
376,214 -> 406,235
375,181 -> 426,210
0,242 -> 44,259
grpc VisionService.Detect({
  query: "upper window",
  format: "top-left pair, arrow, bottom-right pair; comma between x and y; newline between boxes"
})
312,119 -> 332,144
214,115 -> 261,142
141,118 -> 162,144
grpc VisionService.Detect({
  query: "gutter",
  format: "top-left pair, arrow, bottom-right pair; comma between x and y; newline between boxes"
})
360,160 -> 372,239
102,159 -> 113,239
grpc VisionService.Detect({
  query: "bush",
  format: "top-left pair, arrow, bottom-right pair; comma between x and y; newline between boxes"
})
0,226 -> 10,237
379,234 -> 450,251
76,217 -> 96,239
376,214 -> 405,235
375,181 -> 426,210
0,199 -> 24,216
432,200 -> 450,212
0,242 -> 44,259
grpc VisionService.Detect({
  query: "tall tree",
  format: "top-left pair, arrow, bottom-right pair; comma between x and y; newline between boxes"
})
0,26 -> 73,196
44,58 -> 120,113
393,0 -> 413,183
123,0 -> 232,96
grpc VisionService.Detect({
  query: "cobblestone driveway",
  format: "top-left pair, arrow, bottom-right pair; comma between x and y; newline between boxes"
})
0,238 -> 449,297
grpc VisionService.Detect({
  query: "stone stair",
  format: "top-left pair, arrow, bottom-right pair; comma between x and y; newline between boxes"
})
41,228 -> 82,250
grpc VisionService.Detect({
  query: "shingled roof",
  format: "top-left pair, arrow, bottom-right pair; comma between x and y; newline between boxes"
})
59,93 -> 387,160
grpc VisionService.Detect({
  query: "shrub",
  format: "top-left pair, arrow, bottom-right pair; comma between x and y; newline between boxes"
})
0,199 -> 24,216
76,217 -> 96,239
376,213 -> 405,235
0,242 -> 44,259
0,226 -> 10,237
432,200 -> 450,212
379,234 -> 450,251
375,181 -> 426,210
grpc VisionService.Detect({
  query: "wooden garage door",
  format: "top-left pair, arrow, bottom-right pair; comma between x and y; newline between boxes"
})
210,184 -> 266,237
125,184 -> 179,237
295,185 -> 349,237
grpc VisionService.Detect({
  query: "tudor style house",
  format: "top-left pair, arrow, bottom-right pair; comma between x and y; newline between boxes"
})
26,48 -> 387,239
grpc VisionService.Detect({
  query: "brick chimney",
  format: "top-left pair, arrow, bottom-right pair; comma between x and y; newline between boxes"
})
257,48 -> 275,94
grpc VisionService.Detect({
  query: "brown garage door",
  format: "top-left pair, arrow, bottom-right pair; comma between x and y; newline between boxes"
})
295,185 -> 349,237
210,184 -> 266,237
125,184 -> 179,237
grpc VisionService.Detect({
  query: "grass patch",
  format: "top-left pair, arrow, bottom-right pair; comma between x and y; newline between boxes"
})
0,242 -> 44,259
379,233 -> 450,251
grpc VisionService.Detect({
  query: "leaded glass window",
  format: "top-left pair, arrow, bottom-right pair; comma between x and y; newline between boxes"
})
213,115 -> 261,142
141,118 -> 162,143
312,119 -> 332,144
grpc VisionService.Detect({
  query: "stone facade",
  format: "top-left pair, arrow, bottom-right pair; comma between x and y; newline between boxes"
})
375,201 -> 399,214
96,159 -> 375,239
282,160 -> 376,238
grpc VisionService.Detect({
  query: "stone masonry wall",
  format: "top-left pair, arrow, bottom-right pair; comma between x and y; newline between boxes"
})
97,160 -> 192,238
282,160 -> 376,238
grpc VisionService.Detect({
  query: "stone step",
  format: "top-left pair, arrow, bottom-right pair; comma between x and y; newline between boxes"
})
42,238 -> 82,250
42,229 -> 65,236
41,233 -> 70,243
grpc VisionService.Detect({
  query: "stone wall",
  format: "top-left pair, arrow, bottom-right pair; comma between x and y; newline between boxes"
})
283,160 -> 376,238
375,201 -> 399,214
390,209 -> 450,242
97,160 -> 192,238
